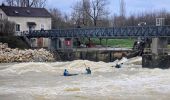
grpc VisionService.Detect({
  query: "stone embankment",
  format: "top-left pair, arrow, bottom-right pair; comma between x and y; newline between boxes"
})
0,43 -> 55,63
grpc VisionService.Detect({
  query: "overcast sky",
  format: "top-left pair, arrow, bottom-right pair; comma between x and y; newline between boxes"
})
1,0 -> 170,15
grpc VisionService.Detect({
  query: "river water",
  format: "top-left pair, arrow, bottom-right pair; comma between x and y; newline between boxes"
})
0,57 -> 170,100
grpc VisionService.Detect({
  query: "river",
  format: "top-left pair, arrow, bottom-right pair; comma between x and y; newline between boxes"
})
0,57 -> 170,100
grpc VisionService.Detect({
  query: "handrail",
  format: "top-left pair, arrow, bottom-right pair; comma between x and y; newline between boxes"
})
21,25 -> 170,38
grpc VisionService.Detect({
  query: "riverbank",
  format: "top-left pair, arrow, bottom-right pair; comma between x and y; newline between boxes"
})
0,43 -> 54,63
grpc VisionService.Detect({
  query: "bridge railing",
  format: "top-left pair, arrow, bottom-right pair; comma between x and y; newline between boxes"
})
21,25 -> 170,38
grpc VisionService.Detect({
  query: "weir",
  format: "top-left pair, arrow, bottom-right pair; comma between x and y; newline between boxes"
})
21,25 -> 170,68
55,47 -> 131,62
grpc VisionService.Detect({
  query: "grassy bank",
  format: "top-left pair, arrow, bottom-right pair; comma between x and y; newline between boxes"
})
92,38 -> 135,48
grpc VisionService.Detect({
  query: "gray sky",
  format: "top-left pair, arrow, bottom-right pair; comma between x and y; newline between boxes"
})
47,0 -> 170,15
1,0 -> 170,15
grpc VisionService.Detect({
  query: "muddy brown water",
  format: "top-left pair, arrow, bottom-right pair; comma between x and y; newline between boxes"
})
0,57 -> 170,100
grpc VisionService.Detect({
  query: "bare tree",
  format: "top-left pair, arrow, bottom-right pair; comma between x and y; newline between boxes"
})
71,0 -> 92,27
5,0 -> 17,6
82,0 -> 92,26
71,0 -> 109,27
88,0 -> 109,26
30,0 -> 47,8
49,8 -> 73,29
112,9 -> 170,27
0,19 -> 15,36
4,0 -> 46,8
71,1 -> 83,27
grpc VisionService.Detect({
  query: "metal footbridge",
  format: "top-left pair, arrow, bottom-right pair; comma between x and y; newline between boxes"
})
23,26 -> 170,38
18,25 -> 170,67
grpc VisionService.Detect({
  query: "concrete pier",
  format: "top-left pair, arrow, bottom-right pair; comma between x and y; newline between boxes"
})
142,54 -> 170,69
151,38 -> 168,55
143,37 -> 170,69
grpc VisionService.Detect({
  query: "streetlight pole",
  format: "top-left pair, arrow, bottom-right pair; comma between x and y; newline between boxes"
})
137,22 -> 147,42
138,22 -> 146,26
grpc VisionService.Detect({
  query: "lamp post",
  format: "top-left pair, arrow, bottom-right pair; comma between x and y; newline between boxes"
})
138,22 -> 146,26
137,22 -> 147,42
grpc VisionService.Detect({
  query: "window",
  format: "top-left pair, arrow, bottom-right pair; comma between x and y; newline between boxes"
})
27,22 -> 36,31
16,24 -> 20,31
0,24 -> 3,31
41,24 -> 44,30
0,13 -> 2,19
29,26 -> 35,31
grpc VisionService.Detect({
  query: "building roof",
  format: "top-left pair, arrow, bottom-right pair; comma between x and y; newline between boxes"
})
0,6 -> 51,18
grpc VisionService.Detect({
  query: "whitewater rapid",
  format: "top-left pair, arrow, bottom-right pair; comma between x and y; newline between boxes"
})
0,57 -> 170,100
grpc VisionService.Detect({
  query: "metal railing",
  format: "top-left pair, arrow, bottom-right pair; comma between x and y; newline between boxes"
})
14,31 -> 31,47
20,25 -> 170,38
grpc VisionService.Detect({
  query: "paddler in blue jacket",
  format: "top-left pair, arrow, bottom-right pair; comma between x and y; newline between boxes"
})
63,69 -> 78,76
63,69 -> 69,76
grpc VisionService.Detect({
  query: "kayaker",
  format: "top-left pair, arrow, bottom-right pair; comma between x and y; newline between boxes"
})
115,64 -> 121,68
63,69 -> 78,76
86,67 -> 91,74
63,69 -> 69,76
115,63 -> 124,68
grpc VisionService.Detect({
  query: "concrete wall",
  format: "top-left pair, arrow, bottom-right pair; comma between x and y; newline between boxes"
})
151,38 -> 168,55
8,17 -> 51,31
142,54 -> 170,69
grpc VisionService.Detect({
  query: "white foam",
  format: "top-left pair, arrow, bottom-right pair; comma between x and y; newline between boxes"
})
0,57 -> 143,75
0,62 -> 58,75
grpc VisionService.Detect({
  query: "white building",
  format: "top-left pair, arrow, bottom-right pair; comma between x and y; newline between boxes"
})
0,5 -> 52,48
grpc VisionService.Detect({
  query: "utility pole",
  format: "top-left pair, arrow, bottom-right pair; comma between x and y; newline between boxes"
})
119,0 -> 126,26
120,0 -> 125,17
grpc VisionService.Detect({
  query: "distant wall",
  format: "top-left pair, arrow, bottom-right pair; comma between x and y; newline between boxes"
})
57,50 -> 128,62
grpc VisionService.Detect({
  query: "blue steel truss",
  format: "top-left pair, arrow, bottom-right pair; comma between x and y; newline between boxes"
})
22,26 -> 170,38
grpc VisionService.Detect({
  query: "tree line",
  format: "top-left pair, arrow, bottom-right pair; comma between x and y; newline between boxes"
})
49,0 -> 170,29
1,0 -> 170,31
0,19 -> 15,36
4,0 -> 46,8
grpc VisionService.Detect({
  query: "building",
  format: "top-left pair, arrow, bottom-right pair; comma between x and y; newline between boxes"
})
0,5 -> 52,48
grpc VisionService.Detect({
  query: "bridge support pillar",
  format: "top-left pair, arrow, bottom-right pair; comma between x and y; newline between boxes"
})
49,38 -> 74,51
49,38 -> 61,51
151,38 -> 168,55
142,37 -> 170,69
